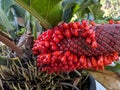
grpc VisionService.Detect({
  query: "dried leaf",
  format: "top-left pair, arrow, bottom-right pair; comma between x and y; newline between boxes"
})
0,65 -> 14,80
0,34 -> 23,55
73,78 -> 81,87
12,83 -> 18,90
87,69 -> 120,90
17,33 -> 33,48
0,78 -> 4,90
17,17 -> 25,26
25,82 -> 29,90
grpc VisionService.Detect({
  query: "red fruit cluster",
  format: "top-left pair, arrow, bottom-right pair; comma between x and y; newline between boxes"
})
32,20 -> 120,74
109,19 -> 120,24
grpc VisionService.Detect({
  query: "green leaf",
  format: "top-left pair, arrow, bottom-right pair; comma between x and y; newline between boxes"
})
76,7 -> 90,19
17,27 -> 26,36
62,6 -> 74,23
92,0 -> 99,4
62,0 -> 84,8
62,0 -> 100,22
0,6 -> 18,39
15,0 -> 63,28
105,64 -> 120,74
80,0 -> 94,10
0,0 -> 15,13
12,5 -> 25,17
88,2 -> 104,19
62,0 -> 84,22
0,7 -> 14,31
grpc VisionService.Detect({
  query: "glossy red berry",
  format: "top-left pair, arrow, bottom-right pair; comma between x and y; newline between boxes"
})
109,19 -> 114,24
72,23 -> 78,29
62,23 -> 69,29
91,57 -> 98,69
64,29 -> 71,38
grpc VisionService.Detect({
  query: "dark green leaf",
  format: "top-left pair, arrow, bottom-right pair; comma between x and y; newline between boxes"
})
0,7 -> 14,31
80,0 -> 94,10
62,6 -> 74,23
76,8 -> 90,19
62,0 -> 84,8
92,0 -> 99,4
105,64 -> 120,74
17,0 -> 63,27
12,5 -> 25,17
62,0 -> 84,22
88,3 -> 104,19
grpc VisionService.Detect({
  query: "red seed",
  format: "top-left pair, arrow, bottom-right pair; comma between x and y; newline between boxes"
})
83,56 -> 87,68
42,59 -> 48,64
90,20 -> 96,26
45,54 -> 51,60
72,23 -> 78,29
65,29 -> 71,38
45,41 -> 50,47
64,65 -> 69,71
51,45 -> 58,50
75,22 -> 81,27
37,62 -> 41,67
68,54 -> 74,61
53,66 -> 58,72
116,21 -> 120,24
109,19 -> 114,24
62,23 -> 69,29
99,66 -> 104,70
89,29 -> 94,34
53,36 -> 60,43
79,55 -> 85,65
58,34 -> 64,39
103,56 -> 110,65
68,60 -> 73,65
73,55 -> 78,63
64,51 -> 71,57
53,51 -> 62,56
98,56 -> 104,67
90,31 -> 95,38
91,40 -> 97,48
61,56 -> 66,62
55,30 -> 62,35
51,56 -> 57,63
91,57 -> 98,69
87,58 -> 92,68
107,56 -> 112,64
84,25 -> 90,30
113,52 -> 118,60
82,31 -> 88,37
50,42 -> 56,46
72,30 -> 78,37
82,20 -> 87,26
38,55 -> 45,60
33,51 -> 38,55
86,37 -> 91,44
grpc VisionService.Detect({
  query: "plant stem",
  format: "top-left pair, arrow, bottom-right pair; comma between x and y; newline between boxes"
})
74,70 -> 81,77
0,30 -> 12,41
0,56 -> 19,66
0,34 -> 23,55
60,82 -> 79,90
